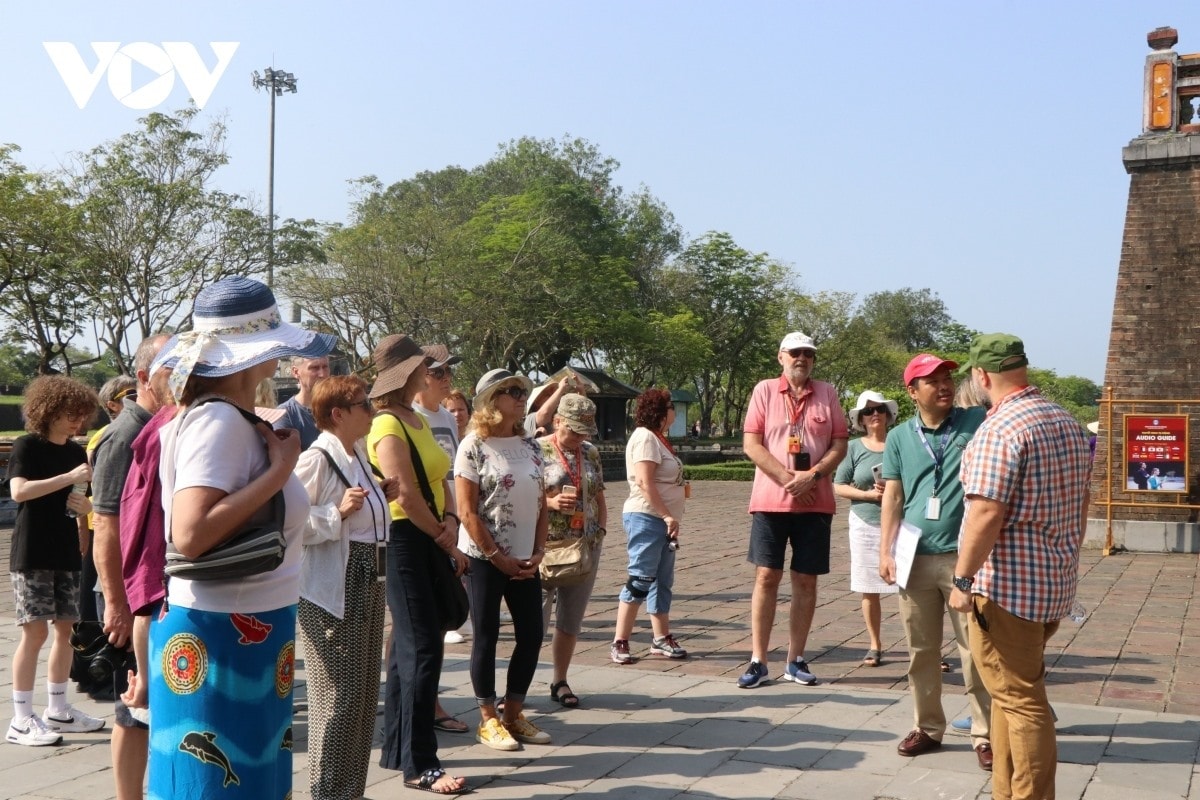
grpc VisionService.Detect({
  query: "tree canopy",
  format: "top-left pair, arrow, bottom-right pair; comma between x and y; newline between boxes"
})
0,116 -> 1100,427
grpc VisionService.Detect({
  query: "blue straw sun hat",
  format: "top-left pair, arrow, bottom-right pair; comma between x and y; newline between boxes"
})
160,276 -> 335,400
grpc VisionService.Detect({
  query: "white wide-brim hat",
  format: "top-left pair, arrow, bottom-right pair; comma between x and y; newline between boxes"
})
850,390 -> 899,431
473,368 -> 534,411
159,276 -> 335,400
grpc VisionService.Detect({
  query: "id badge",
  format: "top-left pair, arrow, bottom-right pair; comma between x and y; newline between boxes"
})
569,510 -> 585,530
924,496 -> 941,521
375,544 -> 387,582
786,435 -> 801,454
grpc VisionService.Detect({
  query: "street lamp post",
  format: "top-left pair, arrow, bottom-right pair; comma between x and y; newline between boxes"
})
251,67 -> 298,288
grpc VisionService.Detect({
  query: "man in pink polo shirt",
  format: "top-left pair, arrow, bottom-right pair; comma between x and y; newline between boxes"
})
737,332 -> 848,688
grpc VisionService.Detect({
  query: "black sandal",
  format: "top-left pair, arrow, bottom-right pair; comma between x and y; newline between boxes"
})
550,680 -> 580,708
405,768 -> 471,795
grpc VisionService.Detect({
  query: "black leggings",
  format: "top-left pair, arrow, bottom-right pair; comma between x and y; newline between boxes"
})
466,556 -> 544,705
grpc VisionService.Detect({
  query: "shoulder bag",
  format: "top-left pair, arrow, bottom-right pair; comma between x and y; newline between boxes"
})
396,416 -> 470,632
539,450 -> 600,589
163,397 -> 287,582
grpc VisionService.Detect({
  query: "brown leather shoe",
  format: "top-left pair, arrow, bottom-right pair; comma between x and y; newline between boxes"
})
896,729 -> 942,756
975,742 -> 993,771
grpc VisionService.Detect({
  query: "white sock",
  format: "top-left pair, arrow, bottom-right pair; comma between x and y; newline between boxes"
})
46,682 -> 68,715
12,690 -> 33,721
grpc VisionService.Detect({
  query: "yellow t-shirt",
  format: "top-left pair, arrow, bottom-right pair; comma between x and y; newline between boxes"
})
367,411 -> 450,521
84,424 -> 109,530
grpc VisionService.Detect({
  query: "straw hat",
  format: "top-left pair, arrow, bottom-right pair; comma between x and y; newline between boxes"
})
368,334 -> 427,399
421,344 -> 462,369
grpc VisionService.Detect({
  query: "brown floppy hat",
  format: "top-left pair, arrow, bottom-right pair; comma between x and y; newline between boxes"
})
368,334 -> 427,399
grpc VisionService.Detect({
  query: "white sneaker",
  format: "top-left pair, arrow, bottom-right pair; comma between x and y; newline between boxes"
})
444,630 -> 467,645
7,715 -> 62,746
42,705 -> 105,733
499,609 -> 513,624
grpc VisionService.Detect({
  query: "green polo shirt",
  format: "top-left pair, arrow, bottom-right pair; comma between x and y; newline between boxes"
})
881,406 -> 986,554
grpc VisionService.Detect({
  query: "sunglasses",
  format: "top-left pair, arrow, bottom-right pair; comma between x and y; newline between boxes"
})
861,406 -> 888,416
498,386 -> 529,401
344,399 -> 372,413
429,366 -> 453,379
786,348 -> 816,359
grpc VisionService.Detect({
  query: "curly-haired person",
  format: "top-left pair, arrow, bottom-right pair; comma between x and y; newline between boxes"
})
6,375 -> 104,746
608,387 -> 689,664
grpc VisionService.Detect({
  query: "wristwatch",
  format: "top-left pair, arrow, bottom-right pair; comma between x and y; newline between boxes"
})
952,575 -> 974,592
812,469 -> 823,480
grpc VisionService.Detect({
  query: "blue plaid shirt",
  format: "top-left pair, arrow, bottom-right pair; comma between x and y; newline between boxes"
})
960,386 -> 1091,622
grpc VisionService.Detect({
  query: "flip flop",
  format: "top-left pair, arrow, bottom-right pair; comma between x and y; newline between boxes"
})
433,716 -> 468,733
862,649 -> 882,667
405,768 -> 471,794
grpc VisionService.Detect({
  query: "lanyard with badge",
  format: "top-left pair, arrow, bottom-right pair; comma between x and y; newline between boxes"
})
913,408 -> 956,520
552,436 -> 586,530
785,390 -> 811,470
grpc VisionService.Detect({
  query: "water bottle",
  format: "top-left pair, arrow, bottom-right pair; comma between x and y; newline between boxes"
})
1067,601 -> 1087,625
65,483 -> 87,518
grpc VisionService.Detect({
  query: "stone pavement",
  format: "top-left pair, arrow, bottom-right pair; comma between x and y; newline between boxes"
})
0,481 -> 1197,798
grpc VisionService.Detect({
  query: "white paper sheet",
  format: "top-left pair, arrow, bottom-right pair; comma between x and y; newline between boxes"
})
894,521 -> 922,590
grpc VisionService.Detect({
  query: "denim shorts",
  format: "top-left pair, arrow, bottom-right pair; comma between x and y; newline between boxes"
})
618,512 -> 676,614
747,512 -> 832,574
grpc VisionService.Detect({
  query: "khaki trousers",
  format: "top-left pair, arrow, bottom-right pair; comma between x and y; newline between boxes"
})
969,596 -> 1059,800
898,553 -> 991,747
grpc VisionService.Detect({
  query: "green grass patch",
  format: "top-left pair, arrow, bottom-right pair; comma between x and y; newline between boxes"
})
0,396 -> 23,405
684,460 -> 756,481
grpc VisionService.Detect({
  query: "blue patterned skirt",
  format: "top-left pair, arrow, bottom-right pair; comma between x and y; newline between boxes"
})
148,603 -> 296,800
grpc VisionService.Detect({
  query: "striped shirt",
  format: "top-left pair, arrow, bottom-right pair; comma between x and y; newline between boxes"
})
960,386 -> 1091,622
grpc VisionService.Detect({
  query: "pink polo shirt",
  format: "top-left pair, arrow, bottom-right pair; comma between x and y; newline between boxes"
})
744,376 -> 848,514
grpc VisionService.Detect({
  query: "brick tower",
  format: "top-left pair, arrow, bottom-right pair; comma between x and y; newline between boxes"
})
1090,26 -> 1200,552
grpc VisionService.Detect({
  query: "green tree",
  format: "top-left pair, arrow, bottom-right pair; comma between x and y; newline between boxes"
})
0,145 -> 89,375
859,288 -> 951,351
668,232 -> 793,430
68,107 -> 276,373
789,291 -> 907,397
0,341 -> 42,390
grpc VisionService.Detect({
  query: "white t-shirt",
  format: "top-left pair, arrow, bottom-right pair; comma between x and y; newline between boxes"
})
454,434 -> 544,560
415,400 -> 465,547
415,401 -> 460,472
160,401 -> 309,613
624,426 -> 686,520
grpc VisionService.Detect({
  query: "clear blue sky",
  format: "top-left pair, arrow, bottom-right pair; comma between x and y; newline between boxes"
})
4,2 -> 1196,383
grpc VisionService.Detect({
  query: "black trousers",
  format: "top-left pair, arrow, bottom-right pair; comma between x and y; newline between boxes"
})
379,520 -> 444,779
466,556 -> 544,705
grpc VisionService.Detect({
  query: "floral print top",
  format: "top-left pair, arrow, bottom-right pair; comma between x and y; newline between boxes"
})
536,435 -> 605,543
454,434 -> 544,560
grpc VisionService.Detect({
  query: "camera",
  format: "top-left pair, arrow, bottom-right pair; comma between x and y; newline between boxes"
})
70,621 -> 137,687
88,641 -> 136,684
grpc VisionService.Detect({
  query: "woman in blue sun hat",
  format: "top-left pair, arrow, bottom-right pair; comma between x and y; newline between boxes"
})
146,276 -> 334,799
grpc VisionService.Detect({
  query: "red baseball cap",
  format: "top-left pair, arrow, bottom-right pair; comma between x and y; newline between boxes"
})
903,354 -> 959,386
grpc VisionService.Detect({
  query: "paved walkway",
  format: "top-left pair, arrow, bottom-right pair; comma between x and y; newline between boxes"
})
0,481 -> 1197,798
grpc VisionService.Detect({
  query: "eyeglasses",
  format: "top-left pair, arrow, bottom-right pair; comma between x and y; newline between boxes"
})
499,386 -> 529,401
429,366 -> 453,379
861,406 -> 887,417
345,399 -> 372,413
786,348 -> 816,359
